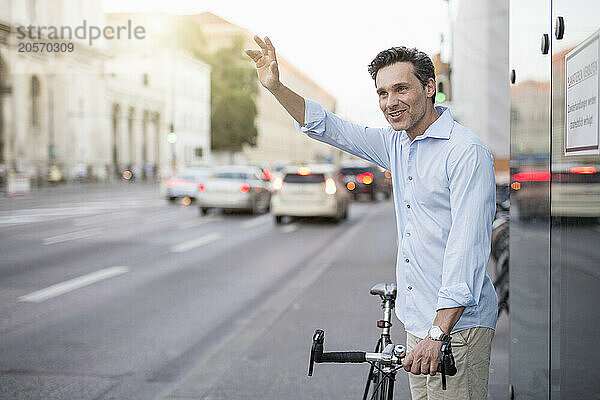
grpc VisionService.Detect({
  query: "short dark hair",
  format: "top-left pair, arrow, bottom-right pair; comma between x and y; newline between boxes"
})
368,47 -> 436,104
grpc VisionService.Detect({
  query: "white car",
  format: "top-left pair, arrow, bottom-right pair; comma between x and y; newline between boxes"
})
270,164 -> 350,224
164,167 -> 212,202
198,165 -> 271,215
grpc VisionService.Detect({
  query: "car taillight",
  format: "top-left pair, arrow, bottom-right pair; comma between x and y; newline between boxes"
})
385,170 -> 392,179
325,178 -> 337,195
262,169 -> 273,181
570,166 -> 596,174
273,177 -> 283,191
511,170 -> 550,182
357,172 -> 373,184
239,183 -> 250,193
347,182 -> 356,190
198,183 -> 205,192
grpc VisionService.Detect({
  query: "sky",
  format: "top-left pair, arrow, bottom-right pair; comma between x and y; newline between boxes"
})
102,0 -> 449,127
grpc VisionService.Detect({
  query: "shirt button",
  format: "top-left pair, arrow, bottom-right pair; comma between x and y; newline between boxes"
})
404,258 -> 410,263
406,232 -> 411,237
408,286 -> 413,290
408,176 -> 413,181
406,204 -> 411,209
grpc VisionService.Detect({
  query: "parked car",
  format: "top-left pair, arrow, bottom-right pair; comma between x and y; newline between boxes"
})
270,164 -> 350,224
198,165 -> 271,215
164,167 -> 212,202
339,163 -> 392,201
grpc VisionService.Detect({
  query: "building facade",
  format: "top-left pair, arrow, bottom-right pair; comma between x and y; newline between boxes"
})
0,3 -> 212,185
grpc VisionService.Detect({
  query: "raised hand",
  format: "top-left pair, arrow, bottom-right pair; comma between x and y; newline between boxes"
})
245,35 -> 280,92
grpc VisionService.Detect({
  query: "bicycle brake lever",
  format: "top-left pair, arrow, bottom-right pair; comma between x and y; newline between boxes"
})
308,329 -> 325,376
436,340 -> 457,390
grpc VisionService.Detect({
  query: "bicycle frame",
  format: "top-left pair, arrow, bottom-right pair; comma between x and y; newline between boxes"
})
308,283 -> 457,400
363,284 -> 396,400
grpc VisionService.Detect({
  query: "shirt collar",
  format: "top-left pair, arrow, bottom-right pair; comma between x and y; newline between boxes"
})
400,105 -> 454,142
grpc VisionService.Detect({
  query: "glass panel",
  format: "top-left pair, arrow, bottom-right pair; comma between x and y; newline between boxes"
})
551,1 -> 600,398
509,0 -> 551,397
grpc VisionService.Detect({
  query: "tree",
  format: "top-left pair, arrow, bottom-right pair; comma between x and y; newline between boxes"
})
173,19 -> 259,153
203,37 -> 259,152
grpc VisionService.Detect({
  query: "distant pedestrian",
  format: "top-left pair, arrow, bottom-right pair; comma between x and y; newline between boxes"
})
246,36 -> 497,399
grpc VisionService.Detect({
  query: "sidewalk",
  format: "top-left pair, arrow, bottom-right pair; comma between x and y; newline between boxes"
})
161,201 -> 509,399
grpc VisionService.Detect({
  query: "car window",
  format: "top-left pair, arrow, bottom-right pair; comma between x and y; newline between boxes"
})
341,167 -> 372,175
215,172 -> 250,180
283,173 -> 326,183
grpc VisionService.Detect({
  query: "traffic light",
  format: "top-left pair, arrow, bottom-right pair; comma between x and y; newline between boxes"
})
167,123 -> 177,144
436,81 -> 446,103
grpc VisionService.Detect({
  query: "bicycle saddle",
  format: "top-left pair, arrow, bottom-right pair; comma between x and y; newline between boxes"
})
370,283 -> 397,300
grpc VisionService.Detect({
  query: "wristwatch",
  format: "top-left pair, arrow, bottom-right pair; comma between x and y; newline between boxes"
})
428,325 -> 451,342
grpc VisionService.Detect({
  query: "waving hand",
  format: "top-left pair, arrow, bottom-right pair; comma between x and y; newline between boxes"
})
245,36 -> 281,92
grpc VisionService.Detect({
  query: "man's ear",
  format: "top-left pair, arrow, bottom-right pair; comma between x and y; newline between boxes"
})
426,78 -> 436,100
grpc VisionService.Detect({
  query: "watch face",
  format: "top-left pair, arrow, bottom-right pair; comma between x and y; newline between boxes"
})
429,326 -> 443,340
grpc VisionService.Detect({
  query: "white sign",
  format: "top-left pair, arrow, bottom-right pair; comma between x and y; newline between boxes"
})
564,30 -> 600,156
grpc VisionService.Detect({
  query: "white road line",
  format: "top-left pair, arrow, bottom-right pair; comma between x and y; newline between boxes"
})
178,216 -> 223,230
42,228 -> 102,245
18,266 -> 129,303
240,214 -> 271,229
281,224 -> 299,233
170,233 -> 222,253
72,210 -> 138,227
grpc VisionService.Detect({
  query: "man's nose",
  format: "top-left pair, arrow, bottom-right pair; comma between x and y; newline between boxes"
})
386,93 -> 400,109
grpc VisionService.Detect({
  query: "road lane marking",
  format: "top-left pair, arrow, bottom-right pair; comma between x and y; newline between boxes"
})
170,233 -> 222,253
72,210 -> 138,227
280,224 -> 298,233
42,228 -> 102,245
240,214 -> 271,229
18,266 -> 129,303
178,216 -> 223,230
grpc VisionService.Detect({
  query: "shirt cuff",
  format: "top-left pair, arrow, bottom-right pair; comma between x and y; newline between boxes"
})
436,283 -> 476,309
294,98 -> 326,135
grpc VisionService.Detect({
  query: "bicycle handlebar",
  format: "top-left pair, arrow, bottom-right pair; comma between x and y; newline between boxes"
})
309,329 -> 457,390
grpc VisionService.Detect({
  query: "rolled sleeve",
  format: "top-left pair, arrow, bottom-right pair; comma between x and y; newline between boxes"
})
294,99 -> 327,135
437,283 -> 476,309
438,144 -> 496,310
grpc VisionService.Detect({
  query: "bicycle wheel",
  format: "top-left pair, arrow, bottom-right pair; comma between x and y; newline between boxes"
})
494,249 -> 509,315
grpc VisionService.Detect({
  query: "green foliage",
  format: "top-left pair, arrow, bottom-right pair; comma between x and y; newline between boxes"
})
204,37 -> 258,151
175,24 -> 259,152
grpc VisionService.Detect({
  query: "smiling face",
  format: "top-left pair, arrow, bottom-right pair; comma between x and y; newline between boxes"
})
375,61 -> 435,134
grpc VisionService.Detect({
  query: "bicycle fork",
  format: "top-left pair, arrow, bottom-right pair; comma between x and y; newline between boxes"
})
362,297 -> 395,400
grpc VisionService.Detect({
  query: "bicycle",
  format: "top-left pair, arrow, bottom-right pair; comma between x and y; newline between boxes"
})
308,283 -> 457,399
491,197 -> 510,316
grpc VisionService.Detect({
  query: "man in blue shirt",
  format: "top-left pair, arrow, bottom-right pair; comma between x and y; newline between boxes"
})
246,36 -> 497,399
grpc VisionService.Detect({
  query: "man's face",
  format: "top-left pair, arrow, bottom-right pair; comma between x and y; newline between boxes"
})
375,62 -> 432,132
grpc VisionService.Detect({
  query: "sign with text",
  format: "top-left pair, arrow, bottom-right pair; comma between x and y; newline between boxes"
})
565,30 -> 599,156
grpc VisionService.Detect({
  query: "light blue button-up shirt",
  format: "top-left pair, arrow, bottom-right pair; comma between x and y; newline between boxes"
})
296,99 -> 498,338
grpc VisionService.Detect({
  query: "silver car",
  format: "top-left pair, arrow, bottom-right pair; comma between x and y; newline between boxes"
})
164,167 -> 212,202
198,166 -> 271,215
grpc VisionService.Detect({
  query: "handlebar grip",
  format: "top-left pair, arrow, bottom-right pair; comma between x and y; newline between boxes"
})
318,351 -> 366,363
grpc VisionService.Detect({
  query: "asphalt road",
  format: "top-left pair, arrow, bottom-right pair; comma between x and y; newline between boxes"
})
0,182 -> 508,399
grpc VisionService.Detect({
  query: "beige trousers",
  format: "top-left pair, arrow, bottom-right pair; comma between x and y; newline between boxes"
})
406,327 -> 494,400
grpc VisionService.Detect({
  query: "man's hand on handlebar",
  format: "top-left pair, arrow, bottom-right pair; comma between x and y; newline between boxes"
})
402,337 -> 442,376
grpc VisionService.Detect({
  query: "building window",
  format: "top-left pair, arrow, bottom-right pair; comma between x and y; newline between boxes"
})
195,147 -> 203,159
31,75 -> 40,128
